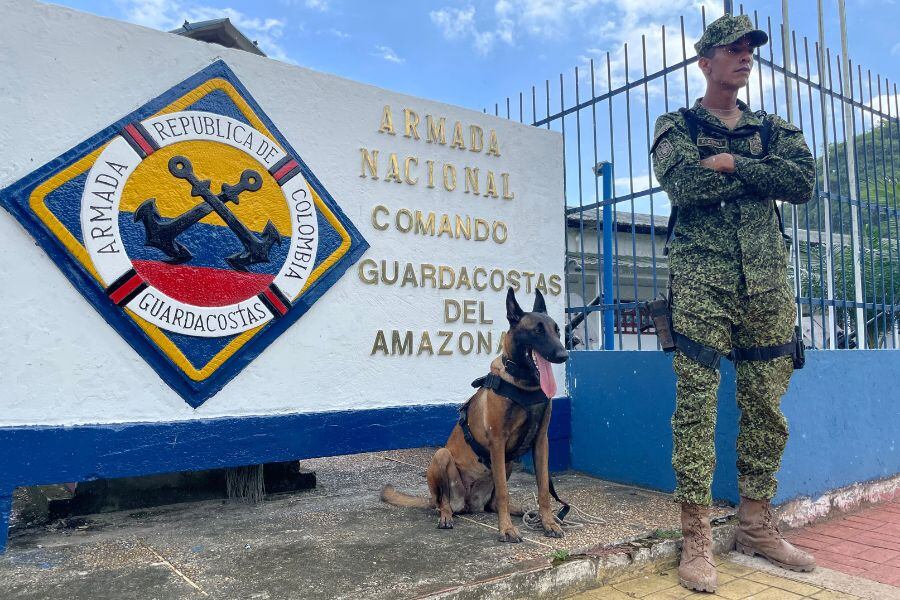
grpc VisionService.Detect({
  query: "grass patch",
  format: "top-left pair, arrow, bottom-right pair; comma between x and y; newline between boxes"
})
650,528 -> 682,540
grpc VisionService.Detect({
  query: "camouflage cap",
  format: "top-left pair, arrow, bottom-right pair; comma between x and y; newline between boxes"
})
694,14 -> 768,57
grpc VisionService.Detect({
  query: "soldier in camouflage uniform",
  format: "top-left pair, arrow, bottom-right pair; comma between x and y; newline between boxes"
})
651,14 -> 817,593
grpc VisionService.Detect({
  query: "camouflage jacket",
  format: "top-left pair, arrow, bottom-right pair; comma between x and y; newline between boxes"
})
652,99 -> 814,295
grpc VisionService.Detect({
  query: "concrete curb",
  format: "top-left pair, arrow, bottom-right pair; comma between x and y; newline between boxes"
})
419,520 -> 738,599
777,474 -> 900,530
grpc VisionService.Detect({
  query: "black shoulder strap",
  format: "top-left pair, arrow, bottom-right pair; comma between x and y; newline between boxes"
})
664,207 -> 678,257
679,107 -> 700,145
757,114 -> 788,239
759,112 -> 773,155
458,406 -> 492,465
664,108 -> 698,256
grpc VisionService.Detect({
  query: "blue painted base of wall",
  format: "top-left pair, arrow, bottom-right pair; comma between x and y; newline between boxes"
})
569,350 -> 899,506
0,398 -> 570,553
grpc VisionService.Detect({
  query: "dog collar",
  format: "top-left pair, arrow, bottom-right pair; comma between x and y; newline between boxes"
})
501,356 -> 539,385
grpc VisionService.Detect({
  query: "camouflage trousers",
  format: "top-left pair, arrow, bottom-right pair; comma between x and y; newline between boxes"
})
670,267 -> 795,507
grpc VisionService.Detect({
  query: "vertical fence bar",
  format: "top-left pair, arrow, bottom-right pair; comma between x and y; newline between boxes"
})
590,59 -> 602,349
847,62 -> 866,346
558,74 -> 572,345
868,70 -> 888,344
889,83 -> 900,344
800,36 -> 818,348
607,52 -> 623,350
826,51 -> 850,345
600,162 -> 615,350
574,66 -> 589,347
788,30 -> 804,329
642,35 -> 659,307
815,40 -> 837,348
876,76 -> 896,348
857,64 -> 878,346
624,43 -> 641,349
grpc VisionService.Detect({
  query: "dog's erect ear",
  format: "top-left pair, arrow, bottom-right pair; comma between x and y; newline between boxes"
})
506,287 -> 524,325
532,289 -> 547,314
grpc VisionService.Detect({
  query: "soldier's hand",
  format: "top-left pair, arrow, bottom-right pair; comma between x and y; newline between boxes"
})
699,153 -> 736,173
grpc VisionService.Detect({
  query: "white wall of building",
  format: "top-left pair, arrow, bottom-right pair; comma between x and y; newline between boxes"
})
0,1 -> 564,426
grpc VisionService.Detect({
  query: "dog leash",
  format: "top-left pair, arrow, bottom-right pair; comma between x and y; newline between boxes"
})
548,477 -> 570,521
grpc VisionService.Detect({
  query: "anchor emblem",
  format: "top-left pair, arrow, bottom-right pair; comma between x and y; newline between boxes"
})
134,156 -> 281,271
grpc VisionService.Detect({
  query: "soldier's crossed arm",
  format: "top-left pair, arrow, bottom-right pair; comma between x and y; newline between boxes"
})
651,114 -> 750,208
732,115 -> 815,205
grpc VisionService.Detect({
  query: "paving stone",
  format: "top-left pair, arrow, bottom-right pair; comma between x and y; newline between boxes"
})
572,586 -> 635,599
714,577 -> 770,599
743,570 -> 822,596
809,590 -> 860,600
613,574 -> 678,597
717,562 -> 757,577
744,588 -> 804,600
642,586 -> 694,599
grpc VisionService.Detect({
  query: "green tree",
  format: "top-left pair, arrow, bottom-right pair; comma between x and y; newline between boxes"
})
786,118 -> 900,348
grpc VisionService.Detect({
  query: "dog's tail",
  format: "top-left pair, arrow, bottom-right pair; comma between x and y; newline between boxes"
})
380,484 -> 431,509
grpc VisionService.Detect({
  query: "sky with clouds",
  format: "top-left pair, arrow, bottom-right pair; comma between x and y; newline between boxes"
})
45,0 -> 900,210
47,0 -> 900,111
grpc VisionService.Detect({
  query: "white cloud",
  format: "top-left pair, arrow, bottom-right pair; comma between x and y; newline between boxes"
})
373,45 -> 404,64
118,0 -> 295,63
429,0 -> 715,58
430,6 -> 477,41
304,0 -> 329,11
431,1 -> 601,56
577,0 -> 721,97
430,5 -> 503,55
324,28 -> 349,39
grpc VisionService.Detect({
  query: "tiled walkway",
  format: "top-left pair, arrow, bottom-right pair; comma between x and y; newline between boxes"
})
570,497 -> 900,600
786,498 -> 900,586
569,559 -> 859,599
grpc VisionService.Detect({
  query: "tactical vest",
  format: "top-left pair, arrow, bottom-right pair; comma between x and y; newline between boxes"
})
657,107 -> 804,370
663,107 -> 789,254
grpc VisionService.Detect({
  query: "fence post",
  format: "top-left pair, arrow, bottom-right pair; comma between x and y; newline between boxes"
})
596,161 -> 615,350
724,0 -> 733,15
837,0 -> 867,349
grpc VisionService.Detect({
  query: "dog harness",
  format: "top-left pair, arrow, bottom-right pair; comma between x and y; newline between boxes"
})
460,373 -> 549,465
459,371 -> 570,519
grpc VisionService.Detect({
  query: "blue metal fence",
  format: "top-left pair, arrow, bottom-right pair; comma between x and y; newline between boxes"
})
494,4 -> 900,351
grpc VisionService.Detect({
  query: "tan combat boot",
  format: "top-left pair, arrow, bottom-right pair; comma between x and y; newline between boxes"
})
678,503 -> 718,593
735,497 -> 816,572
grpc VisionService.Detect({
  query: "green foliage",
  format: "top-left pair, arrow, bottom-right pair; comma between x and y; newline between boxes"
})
650,528 -> 682,540
788,117 -> 900,346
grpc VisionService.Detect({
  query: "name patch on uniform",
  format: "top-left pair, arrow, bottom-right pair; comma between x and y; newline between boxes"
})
0,60 -> 369,407
697,135 -> 727,150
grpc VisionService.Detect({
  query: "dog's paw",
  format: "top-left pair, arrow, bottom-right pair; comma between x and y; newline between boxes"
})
543,522 -> 564,538
438,515 -> 454,529
498,527 -> 523,543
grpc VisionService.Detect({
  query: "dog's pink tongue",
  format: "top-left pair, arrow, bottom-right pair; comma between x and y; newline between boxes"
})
532,350 -> 557,398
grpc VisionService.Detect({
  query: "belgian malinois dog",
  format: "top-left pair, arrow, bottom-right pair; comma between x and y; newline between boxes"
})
381,288 -> 569,542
